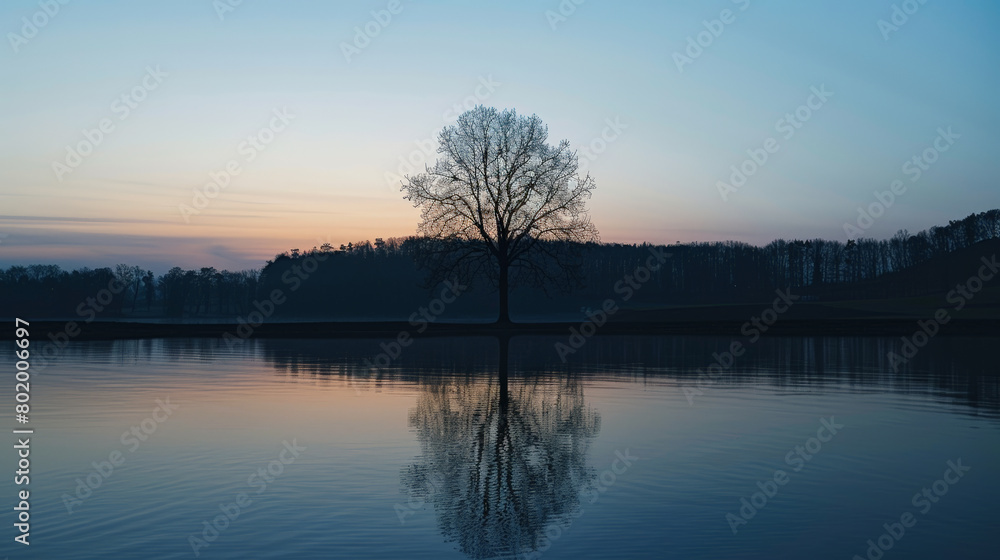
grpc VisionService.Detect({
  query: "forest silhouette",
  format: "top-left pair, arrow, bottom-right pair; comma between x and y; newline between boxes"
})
2,209 -> 999,323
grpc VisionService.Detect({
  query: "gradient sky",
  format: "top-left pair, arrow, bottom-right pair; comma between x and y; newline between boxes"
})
1,0 -> 998,272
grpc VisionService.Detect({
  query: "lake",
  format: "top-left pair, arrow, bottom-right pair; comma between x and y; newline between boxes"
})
3,335 -> 998,559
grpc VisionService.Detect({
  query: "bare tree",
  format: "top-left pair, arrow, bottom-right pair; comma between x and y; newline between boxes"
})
402,337 -> 600,558
402,106 -> 599,323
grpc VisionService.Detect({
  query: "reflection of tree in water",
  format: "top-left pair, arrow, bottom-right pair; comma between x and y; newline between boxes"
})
403,338 -> 601,559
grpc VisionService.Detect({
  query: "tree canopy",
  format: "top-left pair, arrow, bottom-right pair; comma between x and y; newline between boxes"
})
402,106 -> 599,322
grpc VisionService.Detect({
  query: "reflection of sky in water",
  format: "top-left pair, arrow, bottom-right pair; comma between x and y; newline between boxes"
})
1,336 -> 998,559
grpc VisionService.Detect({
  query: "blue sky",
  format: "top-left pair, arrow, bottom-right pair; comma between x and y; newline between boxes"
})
1,0 -> 998,272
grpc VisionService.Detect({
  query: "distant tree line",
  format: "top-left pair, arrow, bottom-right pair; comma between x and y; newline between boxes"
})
1,263 -> 260,319
2,209 -> 998,320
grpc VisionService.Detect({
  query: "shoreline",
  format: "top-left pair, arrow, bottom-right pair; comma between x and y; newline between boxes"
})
6,318 -> 999,341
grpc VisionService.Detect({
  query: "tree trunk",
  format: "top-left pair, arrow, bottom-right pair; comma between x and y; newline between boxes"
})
497,260 -> 511,324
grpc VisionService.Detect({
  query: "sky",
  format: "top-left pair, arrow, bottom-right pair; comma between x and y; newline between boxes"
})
1,0 -> 998,273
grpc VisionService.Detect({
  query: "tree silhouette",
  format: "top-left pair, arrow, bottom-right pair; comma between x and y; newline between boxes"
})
402,337 -> 601,558
402,106 -> 599,323
142,270 -> 155,310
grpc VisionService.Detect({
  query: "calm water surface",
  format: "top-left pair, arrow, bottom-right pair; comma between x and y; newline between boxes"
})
2,336 -> 998,559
